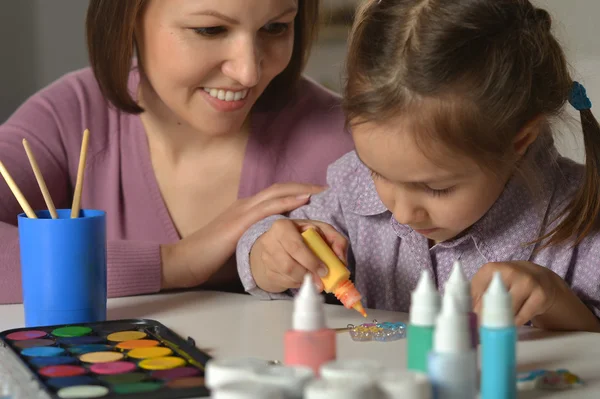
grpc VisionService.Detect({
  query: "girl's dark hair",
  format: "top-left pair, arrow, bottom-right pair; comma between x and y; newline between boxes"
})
343,0 -> 600,247
86,0 -> 320,114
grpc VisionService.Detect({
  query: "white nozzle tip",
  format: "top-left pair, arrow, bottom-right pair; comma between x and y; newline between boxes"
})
293,273 -> 325,331
448,260 -> 466,285
486,271 -> 507,295
482,271 -> 514,328
300,273 -> 317,294
415,270 -> 435,293
410,269 -> 441,326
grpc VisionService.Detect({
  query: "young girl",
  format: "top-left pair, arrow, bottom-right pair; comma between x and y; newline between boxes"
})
237,0 -> 600,332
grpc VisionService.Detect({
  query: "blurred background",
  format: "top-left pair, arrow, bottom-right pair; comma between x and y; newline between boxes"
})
0,0 -> 597,162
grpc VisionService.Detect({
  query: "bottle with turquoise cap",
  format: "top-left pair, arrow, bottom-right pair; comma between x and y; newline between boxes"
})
480,271 -> 517,399
407,270 -> 441,373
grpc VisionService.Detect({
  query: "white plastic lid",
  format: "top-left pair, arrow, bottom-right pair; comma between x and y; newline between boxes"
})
293,273 -> 326,331
304,377 -> 375,399
205,357 -> 270,389
320,359 -> 384,382
434,293 -> 471,353
253,364 -> 314,399
211,381 -> 284,399
378,368 -> 432,399
410,270 -> 441,326
445,260 -> 472,312
482,271 -> 514,328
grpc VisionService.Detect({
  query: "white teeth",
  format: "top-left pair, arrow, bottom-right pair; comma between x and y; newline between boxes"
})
203,87 -> 249,102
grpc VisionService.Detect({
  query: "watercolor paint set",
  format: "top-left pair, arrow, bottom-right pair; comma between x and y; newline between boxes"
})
0,319 -> 211,398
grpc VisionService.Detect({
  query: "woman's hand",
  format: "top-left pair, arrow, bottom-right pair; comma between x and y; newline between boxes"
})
472,261 -> 600,332
249,220 -> 348,293
159,183 -> 326,289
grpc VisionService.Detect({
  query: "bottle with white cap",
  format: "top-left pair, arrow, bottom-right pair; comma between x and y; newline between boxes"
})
407,270 -> 441,373
205,357 -> 270,390
445,260 -> 478,348
427,292 -> 477,399
319,359 -> 384,398
304,376 -> 378,399
377,368 -> 432,399
252,364 -> 314,399
480,271 -> 517,399
319,358 -> 384,382
211,380 -> 284,399
284,273 -> 336,376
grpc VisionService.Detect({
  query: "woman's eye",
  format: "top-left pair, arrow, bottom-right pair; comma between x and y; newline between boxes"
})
193,27 -> 226,37
262,23 -> 290,35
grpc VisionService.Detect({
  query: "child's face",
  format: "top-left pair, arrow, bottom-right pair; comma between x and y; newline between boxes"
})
352,119 -> 513,243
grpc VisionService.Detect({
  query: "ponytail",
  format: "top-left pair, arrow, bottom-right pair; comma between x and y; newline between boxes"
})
541,82 -> 600,246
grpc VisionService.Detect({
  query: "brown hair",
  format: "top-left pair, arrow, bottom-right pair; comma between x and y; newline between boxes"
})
343,0 -> 600,247
86,0 -> 320,114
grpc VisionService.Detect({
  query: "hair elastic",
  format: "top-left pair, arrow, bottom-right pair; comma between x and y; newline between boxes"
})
569,81 -> 592,111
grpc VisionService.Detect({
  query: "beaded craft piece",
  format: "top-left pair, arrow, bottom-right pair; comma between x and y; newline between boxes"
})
346,320 -> 406,342
517,369 -> 583,391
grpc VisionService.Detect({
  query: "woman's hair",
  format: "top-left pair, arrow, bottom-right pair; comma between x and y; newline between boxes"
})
86,0 -> 320,114
343,0 -> 600,247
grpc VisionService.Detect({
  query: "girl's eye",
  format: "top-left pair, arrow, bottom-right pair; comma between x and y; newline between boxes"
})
193,27 -> 226,37
424,186 -> 455,197
262,23 -> 290,35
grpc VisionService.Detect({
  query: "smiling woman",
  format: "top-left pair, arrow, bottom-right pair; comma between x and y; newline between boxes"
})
0,0 -> 354,304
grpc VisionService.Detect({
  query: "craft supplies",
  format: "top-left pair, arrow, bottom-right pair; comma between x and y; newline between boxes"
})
300,228 -> 367,317
284,274 -> 336,376
407,270 -> 440,373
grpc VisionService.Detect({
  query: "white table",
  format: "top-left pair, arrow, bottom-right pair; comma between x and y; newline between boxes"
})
1,291 -> 599,398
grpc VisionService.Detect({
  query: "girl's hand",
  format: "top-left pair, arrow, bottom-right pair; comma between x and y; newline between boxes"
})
159,183 -> 326,289
249,220 -> 348,293
471,261 -> 562,326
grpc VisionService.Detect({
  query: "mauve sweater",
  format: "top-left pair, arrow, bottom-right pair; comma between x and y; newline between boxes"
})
0,66 -> 354,304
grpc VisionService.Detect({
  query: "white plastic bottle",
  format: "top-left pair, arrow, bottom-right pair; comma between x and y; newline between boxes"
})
304,377 -> 377,399
377,368 -> 432,399
211,381 -> 284,399
252,364 -> 314,399
445,260 -> 478,348
427,293 -> 477,399
205,357 -> 270,390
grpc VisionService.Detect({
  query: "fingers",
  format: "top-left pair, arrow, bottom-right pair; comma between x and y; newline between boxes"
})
249,183 -> 326,207
514,290 -> 546,326
310,222 -> 349,264
273,222 -> 328,278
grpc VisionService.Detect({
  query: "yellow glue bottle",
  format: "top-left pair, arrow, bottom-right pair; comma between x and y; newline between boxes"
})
301,228 -> 367,318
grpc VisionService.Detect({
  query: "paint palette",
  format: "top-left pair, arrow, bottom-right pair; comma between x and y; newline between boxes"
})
0,319 -> 211,398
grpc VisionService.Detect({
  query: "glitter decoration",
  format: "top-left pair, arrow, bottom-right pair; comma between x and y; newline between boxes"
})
347,320 -> 406,342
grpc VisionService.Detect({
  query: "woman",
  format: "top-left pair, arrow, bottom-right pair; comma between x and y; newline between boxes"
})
0,0 -> 353,303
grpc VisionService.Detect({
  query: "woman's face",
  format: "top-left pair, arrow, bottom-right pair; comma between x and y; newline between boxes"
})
136,0 -> 298,136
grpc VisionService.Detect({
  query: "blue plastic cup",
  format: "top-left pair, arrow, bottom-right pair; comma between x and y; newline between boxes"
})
18,209 -> 107,327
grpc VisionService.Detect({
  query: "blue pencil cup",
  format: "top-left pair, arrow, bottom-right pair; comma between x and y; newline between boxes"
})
18,209 -> 107,327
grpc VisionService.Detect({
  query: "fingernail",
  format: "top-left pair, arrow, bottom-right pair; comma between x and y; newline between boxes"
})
318,267 -> 328,277
296,194 -> 311,200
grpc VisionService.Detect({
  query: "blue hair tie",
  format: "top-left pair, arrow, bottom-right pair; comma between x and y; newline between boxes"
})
569,81 -> 592,111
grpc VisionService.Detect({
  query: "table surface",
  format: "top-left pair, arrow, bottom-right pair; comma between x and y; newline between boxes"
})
0,291 -> 599,398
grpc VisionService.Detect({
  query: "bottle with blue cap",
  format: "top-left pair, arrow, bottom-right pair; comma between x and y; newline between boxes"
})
480,271 -> 517,399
